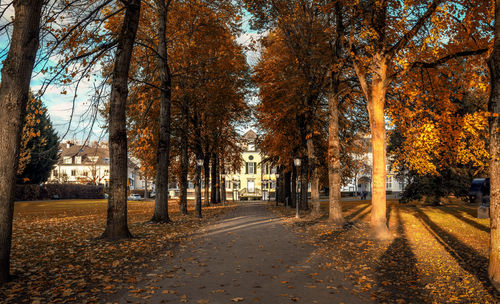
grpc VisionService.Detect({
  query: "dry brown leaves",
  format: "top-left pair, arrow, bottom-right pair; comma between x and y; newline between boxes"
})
271,200 -> 499,303
0,199 -> 234,303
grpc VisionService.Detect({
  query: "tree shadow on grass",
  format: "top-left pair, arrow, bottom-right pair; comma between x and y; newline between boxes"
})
413,208 -> 498,297
375,208 -> 430,303
437,206 -> 489,233
345,203 -> 370,222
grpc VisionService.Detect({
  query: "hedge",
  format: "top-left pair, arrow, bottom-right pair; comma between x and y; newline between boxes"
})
15,183 -> 105,201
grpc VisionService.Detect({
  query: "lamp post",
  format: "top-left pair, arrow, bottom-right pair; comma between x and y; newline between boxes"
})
275,173 -> 280,206
294,158 -> 301,219
196,157 -> 204,218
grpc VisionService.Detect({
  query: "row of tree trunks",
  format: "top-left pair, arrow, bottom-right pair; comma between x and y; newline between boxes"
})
151,0 -> 171,223
0,0 -> 44,283
101,0 -> 141,239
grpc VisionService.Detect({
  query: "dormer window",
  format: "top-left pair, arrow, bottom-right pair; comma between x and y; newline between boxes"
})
89,156 -> 99,163
63,156 -> 72,164
75,156 -> 82,164
248,143 -> 255,151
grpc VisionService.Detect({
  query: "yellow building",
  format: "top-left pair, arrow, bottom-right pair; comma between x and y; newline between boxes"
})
226,130 -> 277,200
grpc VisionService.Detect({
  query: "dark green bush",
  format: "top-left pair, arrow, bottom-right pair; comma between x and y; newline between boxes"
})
15,184 -> 105,201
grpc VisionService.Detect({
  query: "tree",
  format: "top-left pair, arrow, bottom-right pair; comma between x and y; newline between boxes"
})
17,96 -> 59,184
151,0 -> 173,223
101,0 -> 141,240
346,0 -> 490,239
0,0 -> 44,284
489,0 -> 500,291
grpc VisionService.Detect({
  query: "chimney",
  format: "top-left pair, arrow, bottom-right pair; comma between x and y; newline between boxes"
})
66,141 -> 73,148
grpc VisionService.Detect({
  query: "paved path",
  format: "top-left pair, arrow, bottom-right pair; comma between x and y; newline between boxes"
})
115,201 -> 371,303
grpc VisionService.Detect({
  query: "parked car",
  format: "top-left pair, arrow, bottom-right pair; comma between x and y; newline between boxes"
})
128,194 -> 142,201
469,178 -> 490,204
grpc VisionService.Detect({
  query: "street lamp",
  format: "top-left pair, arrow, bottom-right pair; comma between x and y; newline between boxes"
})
294,158 -> 301,219
195,157 -> 204,218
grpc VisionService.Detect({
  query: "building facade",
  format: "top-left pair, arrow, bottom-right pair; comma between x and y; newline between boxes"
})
48,141 -> 145,190
340,137 -> 405,196
226,130 -> 277,200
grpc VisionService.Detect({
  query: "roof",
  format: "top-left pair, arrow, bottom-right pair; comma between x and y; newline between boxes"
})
242,130 -> 257,142
57,142 -> 109,166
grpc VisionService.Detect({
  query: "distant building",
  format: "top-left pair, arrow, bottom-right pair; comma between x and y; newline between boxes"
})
48,141 -> 145,190
169,130 -> 278,201
226,130 -> 277,200
340,137 -> 405,196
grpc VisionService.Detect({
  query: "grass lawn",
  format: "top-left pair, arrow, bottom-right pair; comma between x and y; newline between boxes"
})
271,199 -> 498,303
0,199 -> 233,303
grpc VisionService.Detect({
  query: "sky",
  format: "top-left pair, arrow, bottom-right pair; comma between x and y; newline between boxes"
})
0,4 -> 263,142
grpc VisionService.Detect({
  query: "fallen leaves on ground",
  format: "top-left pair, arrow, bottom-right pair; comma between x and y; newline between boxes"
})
270,199 -> 499,303
0,199 -> 234,303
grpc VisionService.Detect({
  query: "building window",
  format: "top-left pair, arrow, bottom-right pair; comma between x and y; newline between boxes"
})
246,162 -> 255,174
248,143 -> 255,151
63,156 -> 72,164
89,156 -> 99,163
75,156 -> 82,164
71,170 -> 77,176
53,170 -> 58,177
386,176 -> 392,189
83,171 -> 88,177
104,169 -> 109,176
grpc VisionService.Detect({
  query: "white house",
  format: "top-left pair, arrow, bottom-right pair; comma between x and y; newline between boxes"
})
48,141 -> 146,190
340,137 -> 405,196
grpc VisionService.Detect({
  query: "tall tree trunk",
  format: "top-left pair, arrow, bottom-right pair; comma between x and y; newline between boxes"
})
328,2 -> 345,226
488,0 -> 500,291
194,114 -> 203,218
0,0 -> 43,284
307,131 -> 320,216
328,89 -> 344,226
203,148 -> 210,206
284,169 -> 291,206
216,155 -> 221,204
300,158 -> 309,211
179,98 -> 189,215
101,0 -> 140,240
221,162 -> 226,204
144,178 -> 149,199
151,0 -> 171,223
210,152 -> 217,204
367,56 -> 390,239
291,165 -> 297,207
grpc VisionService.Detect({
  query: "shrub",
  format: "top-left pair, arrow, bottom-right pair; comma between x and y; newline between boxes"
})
15,184 -> 105,201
